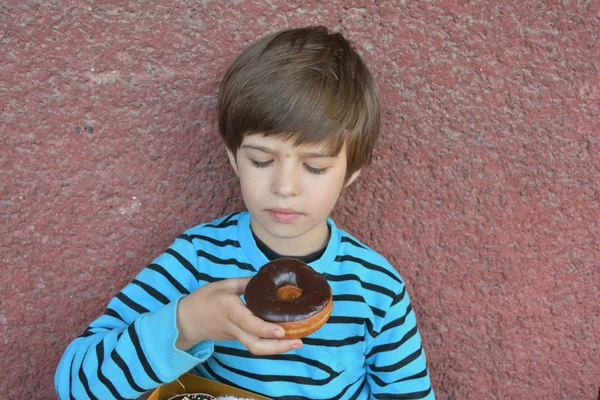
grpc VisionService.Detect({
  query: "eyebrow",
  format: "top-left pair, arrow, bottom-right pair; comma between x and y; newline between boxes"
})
241,144 -> 335,158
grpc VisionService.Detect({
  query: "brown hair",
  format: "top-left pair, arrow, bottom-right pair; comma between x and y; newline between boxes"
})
218,26 -> 380,180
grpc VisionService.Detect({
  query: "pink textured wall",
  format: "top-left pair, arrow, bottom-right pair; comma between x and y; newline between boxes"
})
2,1 -> 599,399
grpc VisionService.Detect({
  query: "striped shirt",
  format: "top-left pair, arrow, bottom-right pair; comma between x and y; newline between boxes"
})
55,211 -> 434,399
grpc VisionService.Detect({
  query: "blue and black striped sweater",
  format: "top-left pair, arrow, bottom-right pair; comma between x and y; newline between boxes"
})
55,211 -> 434,399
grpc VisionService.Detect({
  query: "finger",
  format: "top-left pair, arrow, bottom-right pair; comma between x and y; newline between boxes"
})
235,328 -> 302,356
231,304 -> 287,339
222,277 -> 252,295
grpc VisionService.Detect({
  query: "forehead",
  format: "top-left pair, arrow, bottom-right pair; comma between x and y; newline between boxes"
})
242,133 -> 344,157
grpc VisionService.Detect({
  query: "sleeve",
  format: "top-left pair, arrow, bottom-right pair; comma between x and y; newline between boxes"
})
365,284 -> 435,399
54,234 -> 215,400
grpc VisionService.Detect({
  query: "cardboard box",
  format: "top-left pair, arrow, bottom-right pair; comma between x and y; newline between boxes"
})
148,373 -> 272,400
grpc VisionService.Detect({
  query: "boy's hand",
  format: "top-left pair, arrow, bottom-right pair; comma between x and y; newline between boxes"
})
175,277 -> 303,355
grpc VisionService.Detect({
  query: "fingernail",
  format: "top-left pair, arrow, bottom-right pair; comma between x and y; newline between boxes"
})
274,329 -> 284,338
293,342 -> 302,349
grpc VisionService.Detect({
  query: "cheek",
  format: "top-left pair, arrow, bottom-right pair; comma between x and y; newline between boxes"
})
325,185 -> 343,205
311,178 -> 344,205
239,172 -> 264,200
241,179 -> 257,195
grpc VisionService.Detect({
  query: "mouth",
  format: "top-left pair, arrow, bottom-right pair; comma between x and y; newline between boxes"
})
267,208 -> 303,223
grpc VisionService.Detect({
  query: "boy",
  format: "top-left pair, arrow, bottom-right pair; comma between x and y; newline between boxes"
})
55,26 -> 434,399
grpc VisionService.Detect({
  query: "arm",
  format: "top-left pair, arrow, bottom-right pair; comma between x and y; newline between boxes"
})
54,233 -> 301,400
54,235 -> 212,399
365,285 -> 435,399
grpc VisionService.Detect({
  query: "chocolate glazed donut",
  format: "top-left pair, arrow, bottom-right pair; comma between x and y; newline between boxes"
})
244,258 -> 333,339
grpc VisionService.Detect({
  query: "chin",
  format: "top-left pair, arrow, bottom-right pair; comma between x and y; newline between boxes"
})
263,225 -> 306,239
265,219 -> 313,235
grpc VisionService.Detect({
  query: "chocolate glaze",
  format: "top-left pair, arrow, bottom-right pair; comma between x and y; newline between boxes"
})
244,258 -> 331,323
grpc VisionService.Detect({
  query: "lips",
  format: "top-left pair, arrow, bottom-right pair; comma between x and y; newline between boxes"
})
267,208 -> 302,223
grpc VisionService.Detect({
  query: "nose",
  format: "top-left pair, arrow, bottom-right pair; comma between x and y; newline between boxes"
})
271,163 -> 301,197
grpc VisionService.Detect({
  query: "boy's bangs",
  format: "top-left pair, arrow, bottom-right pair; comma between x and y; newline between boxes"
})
235,64 -> 366,157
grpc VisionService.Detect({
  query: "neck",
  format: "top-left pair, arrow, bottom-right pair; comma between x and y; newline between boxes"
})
250,219 -> 329,257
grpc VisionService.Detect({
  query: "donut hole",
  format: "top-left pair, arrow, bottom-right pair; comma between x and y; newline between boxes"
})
276,285 -> 303,301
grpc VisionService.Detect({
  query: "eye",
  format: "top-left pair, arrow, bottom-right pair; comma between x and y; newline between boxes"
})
304,164 -> 328,175
251,159 -> 273,168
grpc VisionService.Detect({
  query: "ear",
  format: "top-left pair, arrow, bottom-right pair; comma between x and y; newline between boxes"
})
226,147 -> 239,177
345,169 -> 362,187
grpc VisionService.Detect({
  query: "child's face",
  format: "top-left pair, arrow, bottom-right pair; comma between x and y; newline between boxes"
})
227,134 -> 360,255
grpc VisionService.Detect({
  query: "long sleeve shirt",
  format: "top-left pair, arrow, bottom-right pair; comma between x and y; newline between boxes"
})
55,211 -> 434,399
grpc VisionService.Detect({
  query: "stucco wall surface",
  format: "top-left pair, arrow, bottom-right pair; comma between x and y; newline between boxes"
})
1,1 -> 599,399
